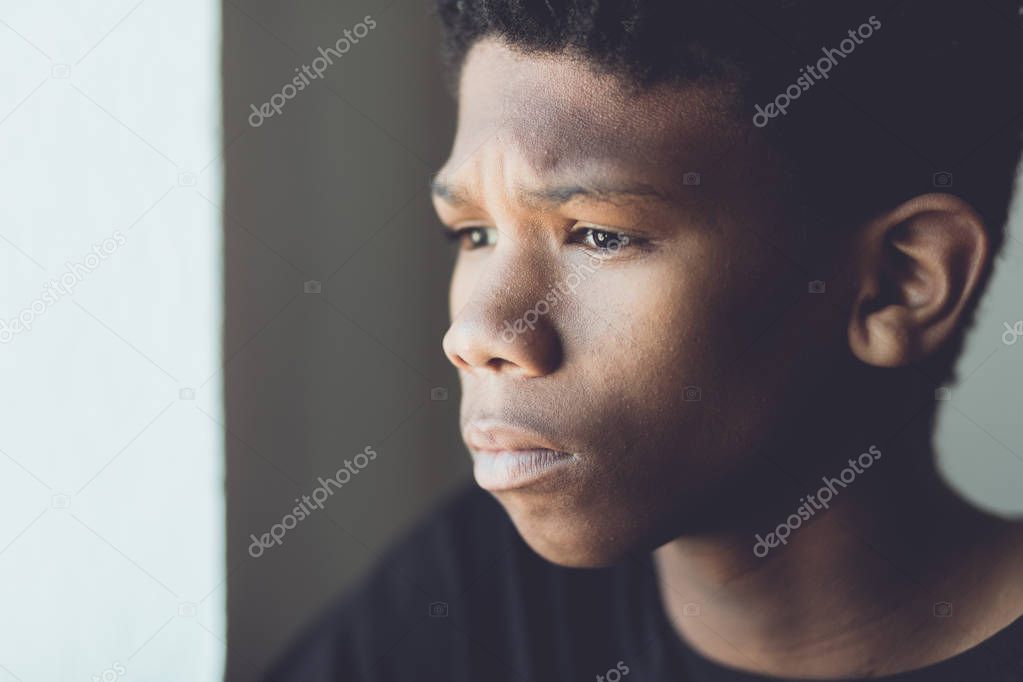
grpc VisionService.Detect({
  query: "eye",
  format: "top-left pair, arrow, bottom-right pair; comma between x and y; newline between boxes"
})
446,226 -> 497,250
571,226 -> 633,251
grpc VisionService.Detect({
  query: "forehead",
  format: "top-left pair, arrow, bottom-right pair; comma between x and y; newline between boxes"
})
443,38 -> 742,183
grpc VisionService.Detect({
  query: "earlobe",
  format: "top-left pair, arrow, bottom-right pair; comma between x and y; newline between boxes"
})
848,193 -> 988,368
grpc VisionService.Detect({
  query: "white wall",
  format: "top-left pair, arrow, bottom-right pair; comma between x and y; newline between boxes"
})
937,172 -> 1023,516
0,1 -> 225,680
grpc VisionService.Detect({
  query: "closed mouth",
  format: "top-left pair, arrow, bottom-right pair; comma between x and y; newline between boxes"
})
463,420 -> 577,491
470,448 -> 575,491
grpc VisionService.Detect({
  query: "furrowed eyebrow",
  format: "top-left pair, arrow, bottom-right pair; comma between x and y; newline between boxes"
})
430,175 -> 672,208
514,182 -> 672,207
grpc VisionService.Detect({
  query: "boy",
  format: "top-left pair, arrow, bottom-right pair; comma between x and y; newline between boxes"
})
267,2 -> 1023,679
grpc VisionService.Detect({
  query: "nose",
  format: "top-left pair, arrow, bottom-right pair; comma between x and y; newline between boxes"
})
442,259 -> 563,378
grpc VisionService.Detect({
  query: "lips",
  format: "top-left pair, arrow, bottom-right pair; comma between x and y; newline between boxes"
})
463,421 -> 577,491
463,420 -> 568,453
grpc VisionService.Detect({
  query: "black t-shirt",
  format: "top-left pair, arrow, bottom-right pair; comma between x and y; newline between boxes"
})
264,484 -> 1023,682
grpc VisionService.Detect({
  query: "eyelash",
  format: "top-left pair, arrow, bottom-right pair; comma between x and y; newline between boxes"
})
444,225 -> 640,252
569,227 -> 636,251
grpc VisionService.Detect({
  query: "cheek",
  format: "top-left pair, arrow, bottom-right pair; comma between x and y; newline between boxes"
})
543,262 -> 722,464
561,255 -> 733,381
560,244 -> 790,440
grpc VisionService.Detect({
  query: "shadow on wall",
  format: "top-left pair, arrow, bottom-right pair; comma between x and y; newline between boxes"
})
222,1 -> 465,679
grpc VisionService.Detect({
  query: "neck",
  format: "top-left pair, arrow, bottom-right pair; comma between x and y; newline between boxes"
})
652,417 -> 1023,678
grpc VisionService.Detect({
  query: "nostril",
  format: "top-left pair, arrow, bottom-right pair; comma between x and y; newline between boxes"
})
447,349 -> 511,374
484,358 -> 507,372
442,314 -> 562,377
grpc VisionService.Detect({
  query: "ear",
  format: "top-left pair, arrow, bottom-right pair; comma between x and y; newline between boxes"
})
848,193 -> 989,368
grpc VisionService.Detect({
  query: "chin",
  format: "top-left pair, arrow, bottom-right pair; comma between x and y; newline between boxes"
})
494,491 -> 646,568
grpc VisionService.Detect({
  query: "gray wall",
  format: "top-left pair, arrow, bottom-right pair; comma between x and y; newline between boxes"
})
222,2 -> 1023,679
222,1 -> 466,679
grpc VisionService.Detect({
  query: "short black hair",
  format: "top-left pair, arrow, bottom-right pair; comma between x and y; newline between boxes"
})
435,0 -> 1023,383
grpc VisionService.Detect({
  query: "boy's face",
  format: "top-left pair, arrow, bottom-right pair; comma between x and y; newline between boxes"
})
433,39 -> 838,566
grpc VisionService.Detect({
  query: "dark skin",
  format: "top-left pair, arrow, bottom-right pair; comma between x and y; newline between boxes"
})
433,38 -> 1023,678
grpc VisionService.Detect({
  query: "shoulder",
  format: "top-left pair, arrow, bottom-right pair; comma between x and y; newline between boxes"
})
261,483 -> 529,682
